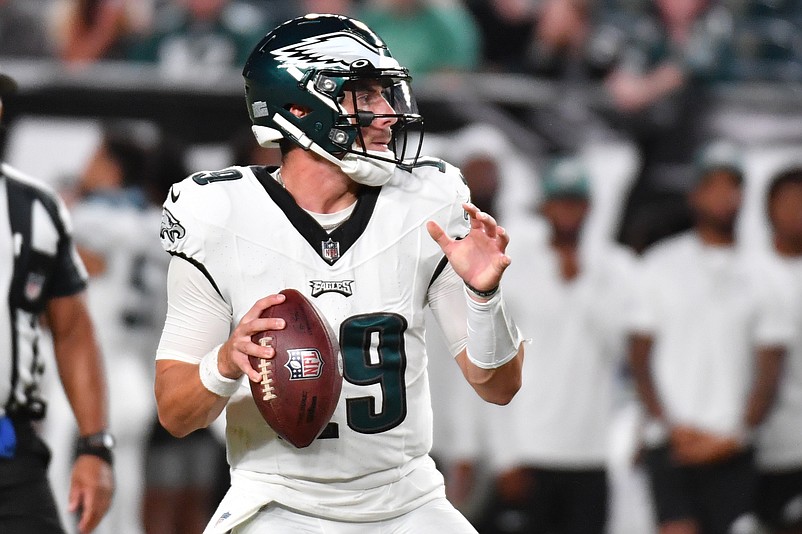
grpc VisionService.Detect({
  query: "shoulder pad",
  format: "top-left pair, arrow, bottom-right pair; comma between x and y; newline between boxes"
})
406,156 -> 448,173
406,157 -> 467,186
159,166 -> 250,259
188,167 -> 246,186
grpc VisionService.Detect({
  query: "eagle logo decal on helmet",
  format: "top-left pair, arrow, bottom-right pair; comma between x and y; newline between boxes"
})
271,31 -> 395,72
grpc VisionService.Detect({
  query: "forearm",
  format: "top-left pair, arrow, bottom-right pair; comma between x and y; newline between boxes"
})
456,348 -> 523,405
47,295 -> 108,435
743,346 -> 785,429
643,62 -> 686,102
155,359 -> 230,438
628,334 -> 665,420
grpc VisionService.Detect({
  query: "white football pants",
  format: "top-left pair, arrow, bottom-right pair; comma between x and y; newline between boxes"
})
234,498 -> 478,534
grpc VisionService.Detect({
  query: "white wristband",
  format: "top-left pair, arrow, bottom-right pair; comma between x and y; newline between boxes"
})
465,286 -> 522,369
199,344 -> 241,397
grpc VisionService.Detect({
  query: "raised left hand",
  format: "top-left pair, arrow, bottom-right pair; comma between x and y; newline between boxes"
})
427,203 -> 511,294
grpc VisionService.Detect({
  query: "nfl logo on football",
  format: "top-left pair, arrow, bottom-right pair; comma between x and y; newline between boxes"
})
285,349 -> 324,380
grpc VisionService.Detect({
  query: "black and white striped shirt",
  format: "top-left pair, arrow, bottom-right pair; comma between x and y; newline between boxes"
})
1,163 -> 87,420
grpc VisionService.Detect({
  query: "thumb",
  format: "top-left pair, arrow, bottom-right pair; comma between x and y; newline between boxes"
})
426,220 -> 451,251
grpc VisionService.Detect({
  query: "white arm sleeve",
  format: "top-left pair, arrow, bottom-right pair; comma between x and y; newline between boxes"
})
428,262 -> 469,358
155,256 -> 233,364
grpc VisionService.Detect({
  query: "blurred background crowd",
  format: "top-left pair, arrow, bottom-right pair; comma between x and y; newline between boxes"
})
0,0 -> 801,533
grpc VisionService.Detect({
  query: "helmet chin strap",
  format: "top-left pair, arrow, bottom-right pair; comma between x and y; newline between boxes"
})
325,148 -> 397,187
253,120 -> 397,187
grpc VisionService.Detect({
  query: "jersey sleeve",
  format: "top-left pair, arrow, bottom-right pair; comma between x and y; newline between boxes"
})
45,191 -> 88,298
156,256 -> 232,363
159,178 -> 206,262
753,258 -> 796,348
428,263 -> 468,358
158,171 -> 232,295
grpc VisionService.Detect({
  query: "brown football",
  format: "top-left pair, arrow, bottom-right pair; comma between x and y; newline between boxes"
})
249,289 -> 342,448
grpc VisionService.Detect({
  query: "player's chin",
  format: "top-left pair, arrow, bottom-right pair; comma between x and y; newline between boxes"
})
357,142 -> 391,154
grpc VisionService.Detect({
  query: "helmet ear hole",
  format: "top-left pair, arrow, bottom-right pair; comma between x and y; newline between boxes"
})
286,104 -> 311,119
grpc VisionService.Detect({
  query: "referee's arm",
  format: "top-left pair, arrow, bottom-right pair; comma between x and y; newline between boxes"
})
45,292 -> 114,534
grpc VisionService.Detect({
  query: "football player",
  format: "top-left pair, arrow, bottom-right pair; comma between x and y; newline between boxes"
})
153,14 -> 524,534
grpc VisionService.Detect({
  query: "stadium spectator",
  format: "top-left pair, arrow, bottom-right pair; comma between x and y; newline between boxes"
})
603,0 -> 737,251
357,0 -> 481,76
292,0 -> 357,17
532,0 -> 592,77
628,141 -> 794,534
51,0 -> 144,64
465,0 -> 539,73
478,157 -> 636,534
126,0 -> 268,79
0,0 -> 53,57
757,167 -> 802,534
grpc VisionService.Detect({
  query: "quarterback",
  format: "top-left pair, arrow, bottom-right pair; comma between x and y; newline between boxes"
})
154,14 -> 524,534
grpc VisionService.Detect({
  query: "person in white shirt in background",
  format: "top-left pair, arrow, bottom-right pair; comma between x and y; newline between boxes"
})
44,123 -> 166,534
628,141 -> 795,534
756,167 -> 802,534
478,156 -> 637,534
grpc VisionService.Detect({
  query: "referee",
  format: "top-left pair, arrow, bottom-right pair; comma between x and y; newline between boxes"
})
0,72 -> 114,533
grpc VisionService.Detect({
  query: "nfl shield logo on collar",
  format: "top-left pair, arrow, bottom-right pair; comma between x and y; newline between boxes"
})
322,238 -> 340,263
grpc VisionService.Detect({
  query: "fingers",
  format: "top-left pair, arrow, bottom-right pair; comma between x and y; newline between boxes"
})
69,457 -> 114,534
496,225 -> 511,254
464,203 -> 484,231
426,220 -> 452,251
77,486 -> 96,534
219,293 -> 288,382
464,203 -> 508,245
242,292 -> 286,322
479,211 -> 498,239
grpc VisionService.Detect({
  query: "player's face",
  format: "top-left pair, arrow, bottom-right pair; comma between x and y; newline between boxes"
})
341,81 -> 398,153
691,170 -> 742,230
541,197 -> 589,239
770,182 -> 802,240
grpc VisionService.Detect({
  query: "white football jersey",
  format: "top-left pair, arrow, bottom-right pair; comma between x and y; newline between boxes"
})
159,161 -> 470,523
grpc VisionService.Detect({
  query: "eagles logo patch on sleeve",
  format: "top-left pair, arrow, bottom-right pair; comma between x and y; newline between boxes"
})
160,208 -> 186,244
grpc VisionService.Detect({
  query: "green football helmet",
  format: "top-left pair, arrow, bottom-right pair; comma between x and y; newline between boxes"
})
243,13 -> 423,168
